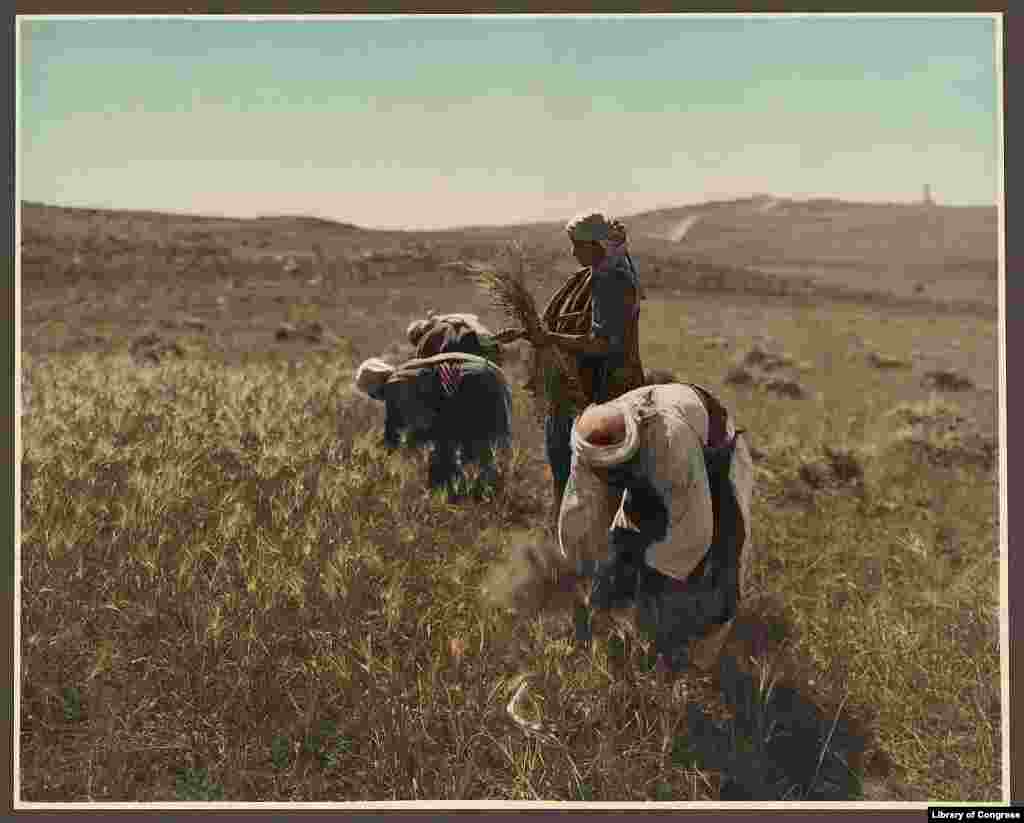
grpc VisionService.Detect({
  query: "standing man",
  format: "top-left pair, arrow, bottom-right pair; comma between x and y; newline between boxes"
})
533,213 -> 645,529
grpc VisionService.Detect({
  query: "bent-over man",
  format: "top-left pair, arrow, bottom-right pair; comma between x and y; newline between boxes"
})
554,382 -> 754,671
355,352 -> 513,495
407,312 -> 503,363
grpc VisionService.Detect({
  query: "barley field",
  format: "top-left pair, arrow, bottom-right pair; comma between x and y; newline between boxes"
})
17,201 -> 1001,803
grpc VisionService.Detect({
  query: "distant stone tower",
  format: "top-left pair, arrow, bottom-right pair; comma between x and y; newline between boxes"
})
922,184 -> 934,205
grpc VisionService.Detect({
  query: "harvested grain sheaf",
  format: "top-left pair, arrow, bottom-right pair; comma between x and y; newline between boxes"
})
475,264 -> 587,420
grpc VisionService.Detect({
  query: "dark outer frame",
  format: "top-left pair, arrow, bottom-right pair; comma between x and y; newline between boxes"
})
5,2 -> 1015,821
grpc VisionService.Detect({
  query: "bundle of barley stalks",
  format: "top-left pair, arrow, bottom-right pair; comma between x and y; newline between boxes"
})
475,265 -> 588,420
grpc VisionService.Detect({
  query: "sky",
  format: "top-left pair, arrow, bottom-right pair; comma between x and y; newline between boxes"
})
17,14 -> 1003,231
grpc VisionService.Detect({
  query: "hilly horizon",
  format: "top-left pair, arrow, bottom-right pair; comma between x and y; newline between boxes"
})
20,195 -> 1000,315
21,192 -> 998,233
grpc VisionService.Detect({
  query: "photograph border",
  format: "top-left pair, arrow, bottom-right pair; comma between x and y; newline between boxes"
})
7,4 -> 1014,818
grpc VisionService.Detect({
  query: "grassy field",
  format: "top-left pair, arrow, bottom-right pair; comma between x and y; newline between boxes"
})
19,284 -> 1001,803
18,199 -> 1002,802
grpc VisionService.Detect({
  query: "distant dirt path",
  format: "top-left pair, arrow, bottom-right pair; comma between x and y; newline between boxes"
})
670,197 -> 778,241
669,214 -> 702,242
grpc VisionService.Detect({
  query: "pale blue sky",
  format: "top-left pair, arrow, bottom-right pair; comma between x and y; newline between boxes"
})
18,15 -> 1002,230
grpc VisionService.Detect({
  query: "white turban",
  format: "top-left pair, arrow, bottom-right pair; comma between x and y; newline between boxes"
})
354,358 -> 395,398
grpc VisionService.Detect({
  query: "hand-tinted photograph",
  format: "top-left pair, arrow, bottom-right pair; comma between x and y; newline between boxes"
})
15,12 -> 1005,807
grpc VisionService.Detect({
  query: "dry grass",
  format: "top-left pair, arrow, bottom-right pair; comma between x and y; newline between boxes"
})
19,293 -> 1001,803
17,204 -> 1002,803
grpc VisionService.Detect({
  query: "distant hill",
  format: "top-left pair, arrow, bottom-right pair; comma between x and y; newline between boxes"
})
420,195 -> 999,308
19,197 -> 999,311
626,195 -> 998,285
